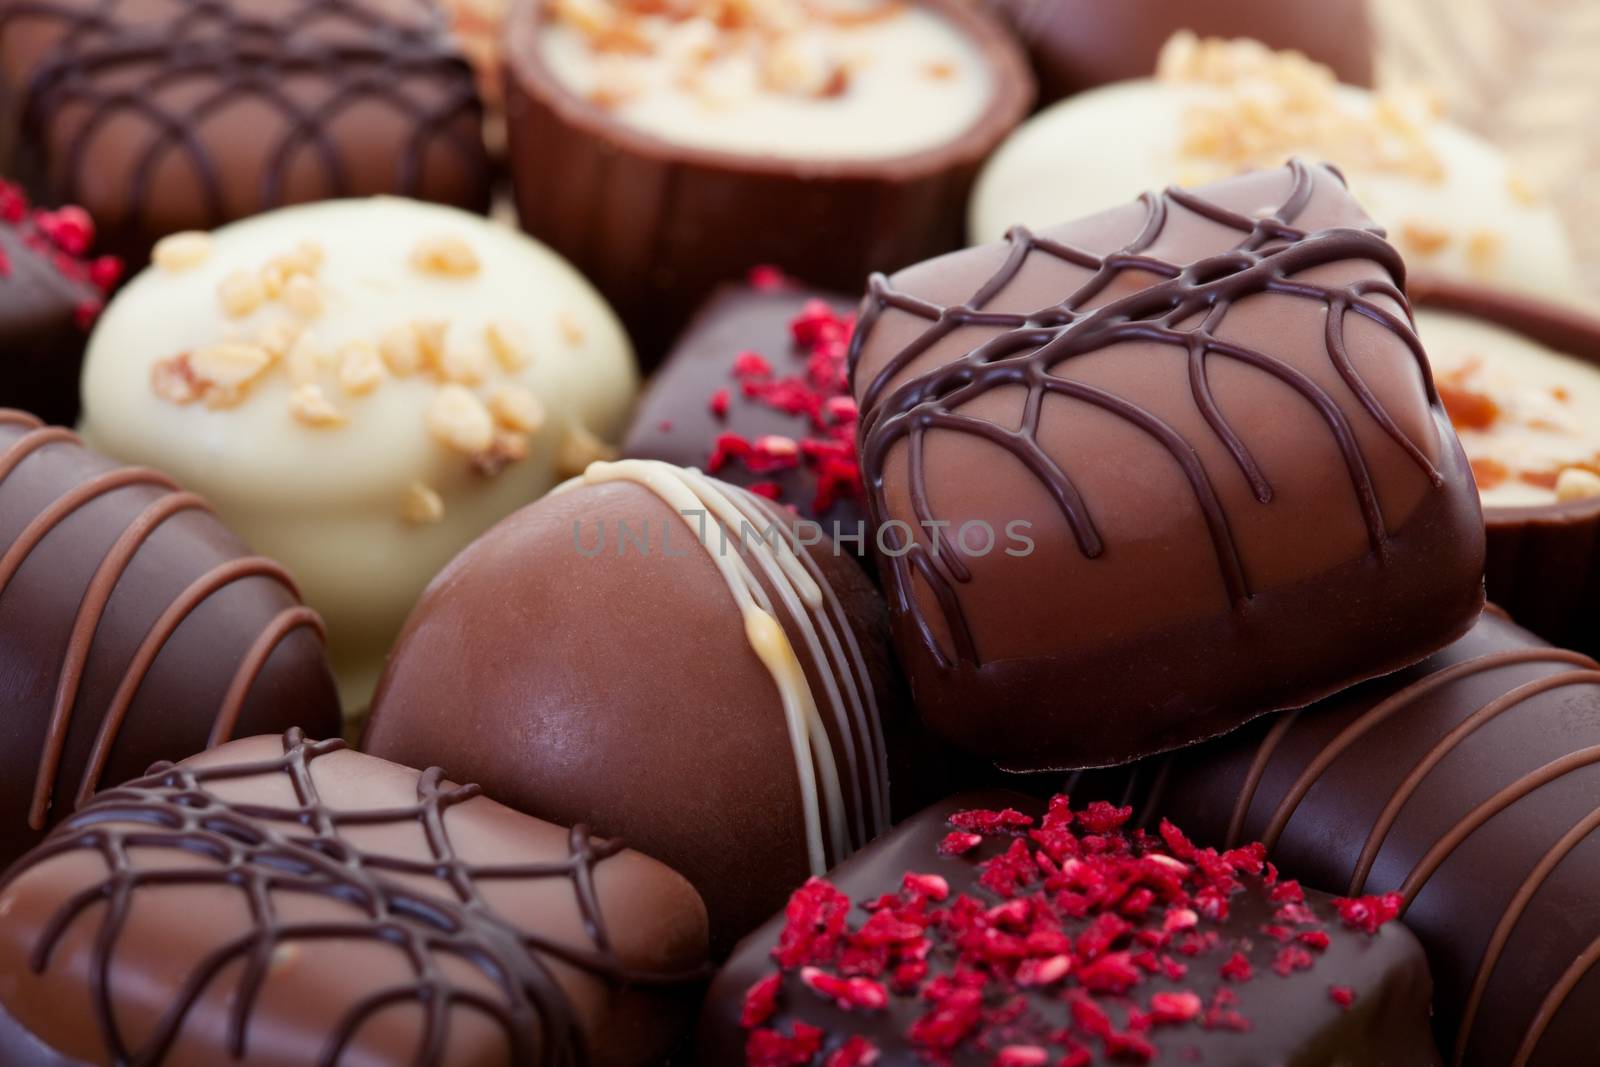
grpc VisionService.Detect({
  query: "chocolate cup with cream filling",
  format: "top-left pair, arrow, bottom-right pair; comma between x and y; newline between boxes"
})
503,0 -> 1034,363
1409,274 -> 1600,657
363,461 -> 910,956
981,0 -> 1373,105
850,161 -> 1486,771
0,410 -> 341,866
1089,608 -> 1600,1067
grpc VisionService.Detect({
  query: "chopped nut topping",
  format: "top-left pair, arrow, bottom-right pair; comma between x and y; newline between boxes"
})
254,320 -> 302,360
337,341 -> 386,396
217,269 -> 267,318
1556,467 -> 1600,503
487,384 -> 545,433
380,323 -> 425,376
1507,171 -> 1542,207
190,342 -> 273,391
427,385 -> 495,454
152,231 -> 213,272
410,234 -> 481,276
438,342 -> 489,386
1466,231 -> 1503,275
282,274 -> 324,318
402,481 -> 446,524
486,320 -> 534,371
761,36 -> 848,98
151,355 -> 201,404
1157,32 -> 1445,185
556,422 -> 616,476
289,383 -> 346,427
472,429 -> 531,476
414,319 -> 450,371
285,333 -> 328,386
559,311 -> 587,346
1398,221 -> 1451,258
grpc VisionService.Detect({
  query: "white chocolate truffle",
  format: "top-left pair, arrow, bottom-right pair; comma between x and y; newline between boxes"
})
1419,308 -> 1600,508
537,0 -> 992,161
81,197 -> 638,710
970,37 -> 1580,301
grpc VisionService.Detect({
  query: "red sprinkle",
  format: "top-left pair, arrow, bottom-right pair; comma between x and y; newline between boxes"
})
1329,985 -> 1357,1009
710,388 -> 731,418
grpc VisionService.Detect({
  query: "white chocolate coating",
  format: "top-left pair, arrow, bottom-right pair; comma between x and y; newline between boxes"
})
538,0 -> 991,161
81,198 -> 638,710
971,78 -> 1581,301
1417,309 -> 1600,509
556,459 -> 888,874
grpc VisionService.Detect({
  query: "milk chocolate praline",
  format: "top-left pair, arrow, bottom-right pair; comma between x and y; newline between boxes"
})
850,161 -> 1485,770
0,410 -> 339,866
363,462 -> 909,955
0,0 -> 492,264
1409,274 -> 1600,656
0,731 -> 709,1067
1100,608 -> 1600,1066
503,0 -> 1033,361
982,0 -> 1373,105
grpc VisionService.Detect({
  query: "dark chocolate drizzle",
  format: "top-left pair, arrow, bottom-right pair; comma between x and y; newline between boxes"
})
1123,644 -> 1600,1067
0,0 -> 486,235
1,729 -> 700,1067
850,160 -> 1441,670
0,408 -> 324,829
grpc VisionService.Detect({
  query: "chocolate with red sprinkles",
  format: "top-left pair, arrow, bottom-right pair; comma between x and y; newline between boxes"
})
0,179 -> 119,425
623,275 -> 866,537
698,791 -> 1439,1066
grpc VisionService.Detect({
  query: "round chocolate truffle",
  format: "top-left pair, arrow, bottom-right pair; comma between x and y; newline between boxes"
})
1410,277 -> 1600,656
0,180 -> 119,426
981,0 -> 1373,105
971,34 -> 1580,301
362,460 -> 905,955
79,197 -> 638,711
0,0 -> 492,264
0,410 -> 340,866
504,0 -> 1034,359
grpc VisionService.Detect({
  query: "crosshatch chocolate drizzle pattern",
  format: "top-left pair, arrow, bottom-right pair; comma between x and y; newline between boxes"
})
3,730 -> 697,1066
0,0 -> 486,231
0,408 -> 324,829
1088,632 -> 1600,1067
850,160 -> 1442,671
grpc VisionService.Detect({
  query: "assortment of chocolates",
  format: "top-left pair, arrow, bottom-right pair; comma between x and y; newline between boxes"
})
1,3 -> 1599,1065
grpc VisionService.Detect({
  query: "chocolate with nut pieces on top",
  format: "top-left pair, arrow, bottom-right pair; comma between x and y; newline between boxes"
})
0,410 -> 339,866
698,792 -> 1440,1066
622,278 -> 865,532
0,731 -> 710,1067
849,160 -> 1485,770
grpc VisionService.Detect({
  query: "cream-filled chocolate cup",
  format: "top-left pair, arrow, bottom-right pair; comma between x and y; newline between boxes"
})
504,0 -> 1033,361
80,197 -> 638,712
1412,275 -> 1600,655
972,34 -> 1581,302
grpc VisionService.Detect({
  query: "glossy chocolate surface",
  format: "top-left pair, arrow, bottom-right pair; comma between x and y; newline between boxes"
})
363,466 -> 906,956
849,161 -> 1485,769
503,0 -> 1033,361
0,409 -> 339,865
0,0 -> 492,264
622,283 -> 865,533
699,791 -> 1439,1066
0,731 -> 709,1067
980,0 -> 1373,105
1113,609 -> 1600,1066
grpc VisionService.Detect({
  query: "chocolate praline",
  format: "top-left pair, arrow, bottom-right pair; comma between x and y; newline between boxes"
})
850,161 -> 1485,770
0,0 -> 492,264
0,410 -> 339,866
503,0 -> 1034,361
981,0 -> 1373,104
1409,274 -> 1600,657
0,731 -> 710,1066
363,461 -> 908,955
1103,608 -> 1600,1066
699,791 -> 1440,1066
622,282 -> 867,535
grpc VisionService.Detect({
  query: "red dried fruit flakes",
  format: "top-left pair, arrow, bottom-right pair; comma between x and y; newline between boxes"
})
0,179 -> 120,312
950,807 -> 1036,835
822,1036 -> 879,1067
939,831 -> 984,856
1332,893 -> 1404,934
1329,985 -> 1357,1009
743,974 -> 782,1028
748,1022 -> 825,1067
